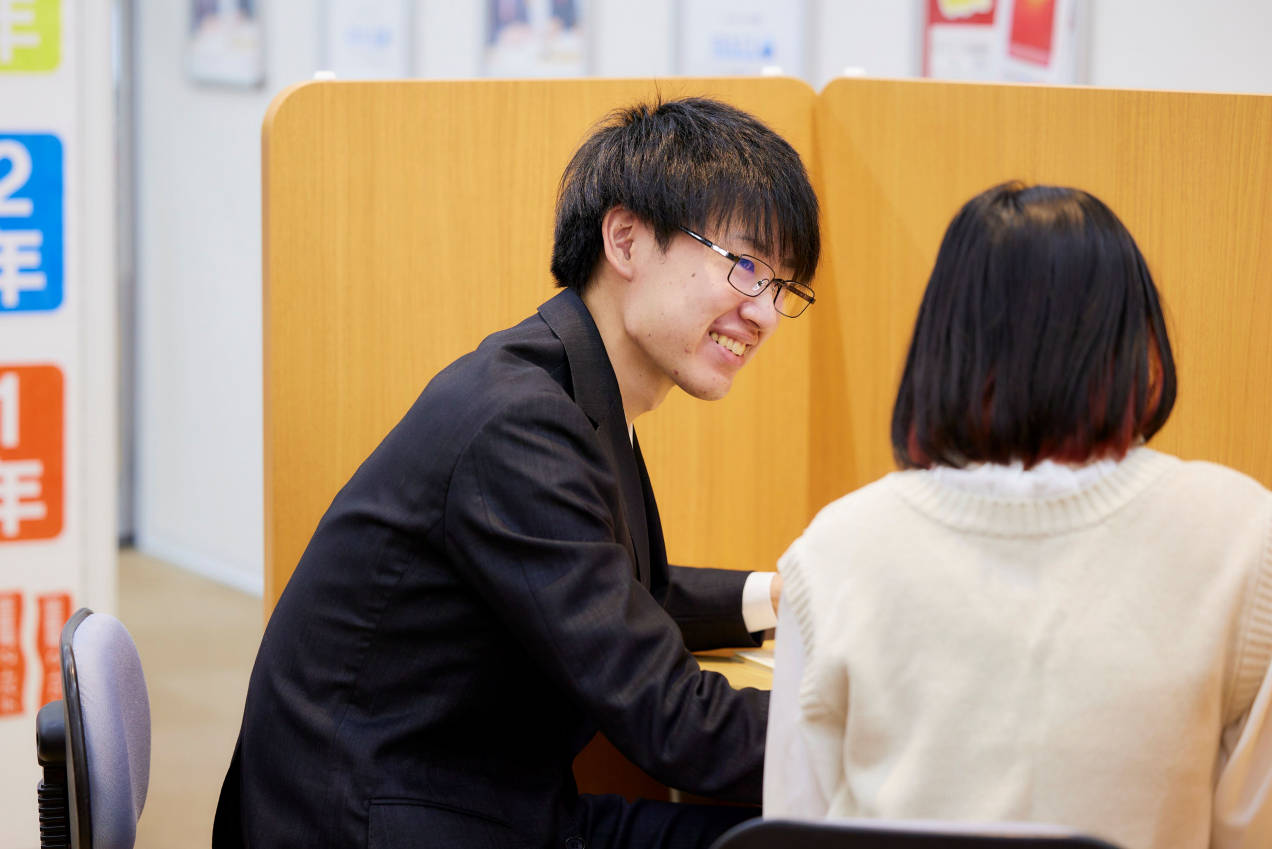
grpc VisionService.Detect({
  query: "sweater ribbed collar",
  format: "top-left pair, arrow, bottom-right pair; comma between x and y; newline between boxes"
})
887,447 -> 1177,537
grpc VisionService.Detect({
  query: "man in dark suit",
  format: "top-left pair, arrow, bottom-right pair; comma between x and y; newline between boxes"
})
213,97 -> 820,849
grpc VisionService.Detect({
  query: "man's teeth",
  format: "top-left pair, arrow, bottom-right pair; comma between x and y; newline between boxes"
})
710,332 -> 748,357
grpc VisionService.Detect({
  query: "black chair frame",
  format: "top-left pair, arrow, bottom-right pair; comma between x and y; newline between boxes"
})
710,818 -> 1124,849
35,607 -> 95,849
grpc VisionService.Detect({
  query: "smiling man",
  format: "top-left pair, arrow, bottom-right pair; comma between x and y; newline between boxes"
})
214,97 -> 820,849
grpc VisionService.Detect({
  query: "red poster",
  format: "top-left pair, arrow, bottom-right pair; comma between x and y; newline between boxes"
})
0,364 -> 64,541
37,592 -> 71,705
1008,0 -> 1056,66
0,591 -> 22,716
924,0 -> 999,78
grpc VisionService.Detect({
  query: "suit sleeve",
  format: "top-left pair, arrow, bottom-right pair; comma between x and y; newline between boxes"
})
659,565 -> 765,651
444,392 -> 768,802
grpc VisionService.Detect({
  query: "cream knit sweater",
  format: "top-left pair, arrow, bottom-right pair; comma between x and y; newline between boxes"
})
773,449 -> 1272,849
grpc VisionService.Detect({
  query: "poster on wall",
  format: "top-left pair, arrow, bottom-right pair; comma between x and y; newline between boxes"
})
0,1 -> 117,844
923,0 -> 1086,84
678,0 -> 807,78
187,0 -> 267,88
923,0 -> 1000,80
322,0 -> 411,79
484,0 -> 587,78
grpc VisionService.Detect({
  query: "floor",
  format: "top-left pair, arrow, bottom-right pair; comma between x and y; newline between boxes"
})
118,548 -> 261,849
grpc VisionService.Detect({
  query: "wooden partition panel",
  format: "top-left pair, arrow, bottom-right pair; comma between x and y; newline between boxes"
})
811,79 -> 1272,510
264,75 -> 1272,804
262,77 -> 817,611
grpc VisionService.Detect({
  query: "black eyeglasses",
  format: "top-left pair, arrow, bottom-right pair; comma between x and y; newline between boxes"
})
677,226 -> 815,318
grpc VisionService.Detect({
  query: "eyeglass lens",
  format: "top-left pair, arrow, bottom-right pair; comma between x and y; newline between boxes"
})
729,255 -> 813,317
774,284 -> 814,318
729,255 -> 771,296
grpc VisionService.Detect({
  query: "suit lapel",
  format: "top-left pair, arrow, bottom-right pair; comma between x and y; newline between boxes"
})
604,422 -> 651,587
632,432 -> 666,578
539,290 -> 652,586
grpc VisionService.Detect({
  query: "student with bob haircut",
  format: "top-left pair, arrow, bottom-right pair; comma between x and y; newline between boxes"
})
764,182 -> 1272,849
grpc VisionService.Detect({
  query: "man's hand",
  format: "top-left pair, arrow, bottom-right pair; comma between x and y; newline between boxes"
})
770,573 -> 782,615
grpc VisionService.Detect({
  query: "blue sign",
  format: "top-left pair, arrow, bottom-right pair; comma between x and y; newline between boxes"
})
0,134 -> 63,312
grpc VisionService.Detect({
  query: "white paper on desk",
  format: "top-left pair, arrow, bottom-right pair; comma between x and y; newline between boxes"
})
736,648 -> 774,670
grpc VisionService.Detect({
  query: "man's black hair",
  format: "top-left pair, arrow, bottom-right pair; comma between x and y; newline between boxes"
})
550,97 -> 820,291
892,181 -> 1177,469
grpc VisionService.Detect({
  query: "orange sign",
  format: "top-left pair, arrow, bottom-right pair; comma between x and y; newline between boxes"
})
0,591 -> 22,716
0,364 -> 63,541
37,592 -> 71,706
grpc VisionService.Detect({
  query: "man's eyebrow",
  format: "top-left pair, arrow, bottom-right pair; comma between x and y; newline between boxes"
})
728,233 -> 789,269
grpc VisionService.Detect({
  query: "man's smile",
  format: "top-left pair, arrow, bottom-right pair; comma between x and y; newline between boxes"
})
710,331 -> 749,357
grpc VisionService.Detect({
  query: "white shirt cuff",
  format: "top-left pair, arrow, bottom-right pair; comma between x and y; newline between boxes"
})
741,571 -> 778,633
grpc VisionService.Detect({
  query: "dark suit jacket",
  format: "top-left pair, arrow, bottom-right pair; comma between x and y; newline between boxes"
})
214,289 -> 769,849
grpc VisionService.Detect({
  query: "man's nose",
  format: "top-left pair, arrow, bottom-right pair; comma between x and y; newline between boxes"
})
739,289 -> 780,332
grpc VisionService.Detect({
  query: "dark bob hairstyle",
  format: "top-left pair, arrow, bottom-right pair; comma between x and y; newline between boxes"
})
550,96 -> 820,292
891,182 -> 1176,469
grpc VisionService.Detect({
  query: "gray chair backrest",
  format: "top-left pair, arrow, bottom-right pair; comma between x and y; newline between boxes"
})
60,608 -> 151,849
710,819 -> 1124,849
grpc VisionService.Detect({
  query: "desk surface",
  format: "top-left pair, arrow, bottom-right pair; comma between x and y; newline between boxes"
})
696,645 -> 774,691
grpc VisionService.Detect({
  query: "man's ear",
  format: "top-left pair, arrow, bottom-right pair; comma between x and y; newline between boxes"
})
600,206 -> 640,282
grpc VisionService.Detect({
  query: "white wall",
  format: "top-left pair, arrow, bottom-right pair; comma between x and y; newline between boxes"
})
134,0 -> 318,593
1089,2 -> 1272,94
132,0 -> 1272,595
813,0 -> 924,86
